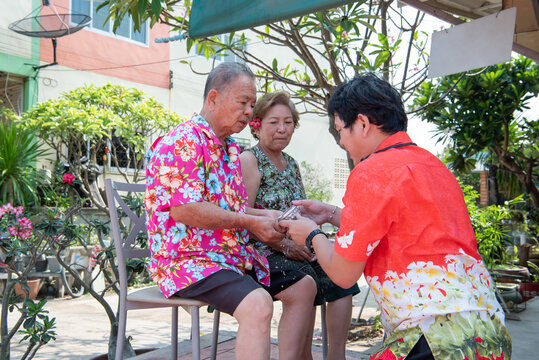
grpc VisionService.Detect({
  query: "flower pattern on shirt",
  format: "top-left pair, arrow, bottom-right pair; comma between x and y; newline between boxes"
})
336,230 -> 355,249
334,132 -> 511,360
145,115 -> 270,298
365,249 -> 503,335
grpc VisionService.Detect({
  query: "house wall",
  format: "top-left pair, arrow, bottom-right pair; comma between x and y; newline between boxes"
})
0,0 -> 41,110
39,0 -> 171,89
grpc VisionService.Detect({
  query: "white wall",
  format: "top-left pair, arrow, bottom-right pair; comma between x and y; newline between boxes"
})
0,0 -> 33,59
37,66 -> 170,105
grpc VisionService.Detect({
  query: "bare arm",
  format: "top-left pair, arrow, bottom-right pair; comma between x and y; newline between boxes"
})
310,232 -> 365,288
170,201 -> 284,244
280,216 -> 364,288
239,151 -> 261,208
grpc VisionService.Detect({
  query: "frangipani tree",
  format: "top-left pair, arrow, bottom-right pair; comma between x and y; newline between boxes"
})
103,0 -> 430,151
412,56 -> 539,211
19,84 -> 183,211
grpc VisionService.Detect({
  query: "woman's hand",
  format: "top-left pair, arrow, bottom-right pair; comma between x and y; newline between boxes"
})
278,238 -> 315,261
292,200 -> 340,227
279,215 -> 319,247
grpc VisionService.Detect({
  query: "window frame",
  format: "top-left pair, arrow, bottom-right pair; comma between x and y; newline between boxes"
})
70,0 -> 150,46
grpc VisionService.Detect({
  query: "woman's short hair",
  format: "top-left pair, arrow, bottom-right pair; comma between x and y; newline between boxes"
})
250,91 -> 300,140
327,73 -> 407,134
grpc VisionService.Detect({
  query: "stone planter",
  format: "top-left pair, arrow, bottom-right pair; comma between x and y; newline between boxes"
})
47,256 -> 61,273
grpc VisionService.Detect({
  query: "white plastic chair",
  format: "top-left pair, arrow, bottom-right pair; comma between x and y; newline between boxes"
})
105,179 -> 220,360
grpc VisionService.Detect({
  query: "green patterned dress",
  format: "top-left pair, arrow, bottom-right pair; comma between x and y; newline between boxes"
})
244,145 -> 359,304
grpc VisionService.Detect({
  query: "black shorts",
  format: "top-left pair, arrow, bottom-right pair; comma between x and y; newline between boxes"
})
267,252 -> 360,305
173,267 -> 308,316
405,336 -> 434,360
173,269 -> 262,316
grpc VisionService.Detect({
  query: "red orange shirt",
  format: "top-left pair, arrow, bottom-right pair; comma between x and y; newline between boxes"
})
335,132 -> 510,359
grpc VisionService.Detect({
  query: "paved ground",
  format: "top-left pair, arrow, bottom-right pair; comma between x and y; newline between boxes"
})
6,277 -> 537,359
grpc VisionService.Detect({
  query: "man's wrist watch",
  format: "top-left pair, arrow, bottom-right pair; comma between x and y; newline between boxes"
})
305,229 -> 327,253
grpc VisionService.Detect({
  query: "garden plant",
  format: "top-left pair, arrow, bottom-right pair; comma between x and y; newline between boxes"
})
13,84 -> 183,359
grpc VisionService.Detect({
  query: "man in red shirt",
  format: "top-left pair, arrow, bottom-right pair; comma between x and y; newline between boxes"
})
280,74 -> 511,360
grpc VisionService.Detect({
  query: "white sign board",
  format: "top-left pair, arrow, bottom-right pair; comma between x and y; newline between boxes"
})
428,7 -> 517,78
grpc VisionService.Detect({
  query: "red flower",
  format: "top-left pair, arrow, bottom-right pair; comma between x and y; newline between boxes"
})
62,173 -> 75,185
249,117 -> 261,130
474,337 -> 483,343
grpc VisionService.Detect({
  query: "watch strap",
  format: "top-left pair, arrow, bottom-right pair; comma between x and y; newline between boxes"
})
305,229 -> 327,253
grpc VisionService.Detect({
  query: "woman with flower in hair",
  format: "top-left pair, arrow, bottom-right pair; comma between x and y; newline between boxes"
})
240,91 -> 359,360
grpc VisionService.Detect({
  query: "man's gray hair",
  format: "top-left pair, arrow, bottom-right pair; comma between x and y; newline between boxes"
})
203,62 -> 255,100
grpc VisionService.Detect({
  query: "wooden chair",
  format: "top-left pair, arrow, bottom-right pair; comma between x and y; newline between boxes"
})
105,179 -> 220,360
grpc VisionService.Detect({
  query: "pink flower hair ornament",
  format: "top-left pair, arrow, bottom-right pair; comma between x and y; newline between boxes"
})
249,117 -> 261,130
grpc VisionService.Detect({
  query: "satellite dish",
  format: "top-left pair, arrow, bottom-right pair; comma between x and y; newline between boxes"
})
8,0 -> 91,70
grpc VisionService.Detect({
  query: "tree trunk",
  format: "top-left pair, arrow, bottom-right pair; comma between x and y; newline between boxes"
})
108,319 -> 135,359
492,147 -> 539,208
487,165 -> 501,205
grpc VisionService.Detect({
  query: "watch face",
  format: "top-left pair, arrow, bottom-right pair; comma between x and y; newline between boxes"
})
277,205 -> 300,221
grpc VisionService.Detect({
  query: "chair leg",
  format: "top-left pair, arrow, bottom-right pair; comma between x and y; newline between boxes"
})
191,306 -> 201,360
116,302 -> 128,360
321,303 -> 328,360
210,309 -> 220,360
172,306 -> 178,360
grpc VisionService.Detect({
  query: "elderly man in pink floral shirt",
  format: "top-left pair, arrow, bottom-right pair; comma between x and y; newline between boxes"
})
145,63 -> 286,359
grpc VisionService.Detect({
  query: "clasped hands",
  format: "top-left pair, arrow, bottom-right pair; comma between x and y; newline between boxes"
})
252,200 -> 329,259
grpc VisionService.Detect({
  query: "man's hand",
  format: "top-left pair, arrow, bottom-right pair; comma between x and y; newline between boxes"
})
278,238 -> 315,261
292,200 -> 333,225
279,215 -> 318,247
249,215 -> 285,245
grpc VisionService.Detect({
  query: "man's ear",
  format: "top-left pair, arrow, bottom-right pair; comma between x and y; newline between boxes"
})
206,89 -> 219,108
356,114 -> 371,136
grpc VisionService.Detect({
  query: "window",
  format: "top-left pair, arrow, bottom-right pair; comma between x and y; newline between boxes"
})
96,131 -> 143,170
232,137 -> 250,151
0,72 -> 24,115
71,0 -> 148,45
195,34 -> 247,63
334,158 -> 350,189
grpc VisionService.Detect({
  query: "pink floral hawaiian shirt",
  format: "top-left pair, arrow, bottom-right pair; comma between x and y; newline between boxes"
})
145,114 -> 270,298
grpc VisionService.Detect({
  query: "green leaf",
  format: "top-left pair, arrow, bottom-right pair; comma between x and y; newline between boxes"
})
150,0 -> 161,15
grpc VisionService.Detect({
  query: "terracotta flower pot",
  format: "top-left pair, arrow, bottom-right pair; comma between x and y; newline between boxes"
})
14,278 -> 42,300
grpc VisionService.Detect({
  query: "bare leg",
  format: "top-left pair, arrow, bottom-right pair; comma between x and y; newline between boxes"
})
326,294 -> 353,360
303,306 -> 317,359
274,275 -> 317,360
233,288 -> 274,360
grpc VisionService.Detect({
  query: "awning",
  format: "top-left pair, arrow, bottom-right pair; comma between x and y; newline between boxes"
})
188,0 -> 538,63
189,0 -> 357,39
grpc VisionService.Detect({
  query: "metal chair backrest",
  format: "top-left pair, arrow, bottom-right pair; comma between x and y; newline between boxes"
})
104,179 -> 148,295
